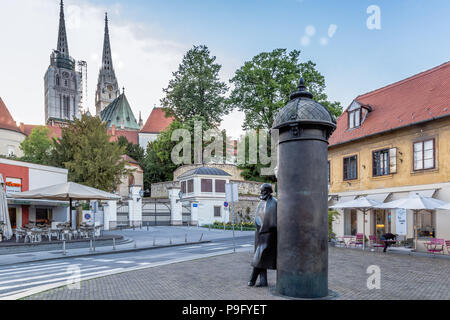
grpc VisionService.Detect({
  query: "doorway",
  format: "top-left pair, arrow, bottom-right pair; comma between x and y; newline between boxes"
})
8,208 -> 17,229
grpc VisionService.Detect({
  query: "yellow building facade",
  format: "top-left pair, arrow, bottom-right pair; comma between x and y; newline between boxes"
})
328,62 -> 450,252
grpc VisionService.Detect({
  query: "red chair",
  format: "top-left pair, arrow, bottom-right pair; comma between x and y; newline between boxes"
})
425,238 -> 445,254
351,233 -> 364,248
369,235 -> 384,251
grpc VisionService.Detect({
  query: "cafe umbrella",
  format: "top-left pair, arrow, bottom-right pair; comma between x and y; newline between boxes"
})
330,196 -> 382,250
0,174 -> 13,240
10,182 -> 121,226
375,194 -> 449,250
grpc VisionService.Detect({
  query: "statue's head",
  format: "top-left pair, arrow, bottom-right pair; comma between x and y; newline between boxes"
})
260,183 -> 273,201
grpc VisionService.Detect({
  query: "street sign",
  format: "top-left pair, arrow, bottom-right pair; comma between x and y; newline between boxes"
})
224,202 -> 229,208
84,213 -> 92,220
225,183 -> 239,203
193,203 -> 198,208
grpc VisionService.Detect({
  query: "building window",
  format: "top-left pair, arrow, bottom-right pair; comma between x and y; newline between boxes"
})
343,155 -> 358,180
7,146 -> 15,157
201,179 -> 213,192
413,139 -> 435,171
215,180 -> 226,193
348,109 -> 361,129
181,181 -> 187,194
56,75 -> 60,86
36,208 -> 52,225
214,206 -> 221,217
373,149 -> 389,176
187,179 -> 194,193
416,210 -> 436,238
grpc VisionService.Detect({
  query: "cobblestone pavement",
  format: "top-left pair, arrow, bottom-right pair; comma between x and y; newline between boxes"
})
25,247 -> 450,300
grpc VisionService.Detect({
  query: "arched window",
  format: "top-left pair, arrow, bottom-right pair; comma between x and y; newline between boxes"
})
128,174 -> 135,186
56,75 -> 60,86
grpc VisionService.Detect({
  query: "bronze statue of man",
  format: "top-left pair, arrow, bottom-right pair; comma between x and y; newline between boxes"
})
248,183 -> 277,287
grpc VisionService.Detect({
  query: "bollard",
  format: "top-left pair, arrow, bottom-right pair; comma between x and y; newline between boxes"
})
153,238 -> 156,246
199,233 -> 203,242
147,224 -> 149,231
89,239 -> 93,252
224,224 -> 226,231
170,238 -> 172,245
185,233 -> 187,243
241,224 -> 243,232
208,225 -> 211,232
134,241 -> 137,249
62,240 -> 66,256
113,238 -> 116,250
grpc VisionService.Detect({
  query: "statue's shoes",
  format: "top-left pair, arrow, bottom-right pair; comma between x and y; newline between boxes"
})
256,281 -> 268,287
247,281 -> 256,287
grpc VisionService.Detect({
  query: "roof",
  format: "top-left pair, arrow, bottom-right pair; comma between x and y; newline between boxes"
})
178,167 -> 232,179
108,129 -> 139,144
100,93 -> 140,131
0,98 -> 22,134
121,154 -> 142,170
20,124 -> 62,139
141,108 -> 174,133
329,62 -> 450,146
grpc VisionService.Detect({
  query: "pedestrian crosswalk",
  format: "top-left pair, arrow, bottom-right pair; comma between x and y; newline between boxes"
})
0,237 -> 253,300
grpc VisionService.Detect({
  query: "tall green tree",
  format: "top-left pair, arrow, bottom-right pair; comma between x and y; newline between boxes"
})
228,48 -> 342,130
50,114 -> 128,192
116,136 -> 145,164
19,126 -> 53,165
142,117 -> 214,192
161,45 -> 230,127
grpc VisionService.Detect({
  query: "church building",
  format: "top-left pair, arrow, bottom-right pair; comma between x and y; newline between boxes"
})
44,1 -> 82,125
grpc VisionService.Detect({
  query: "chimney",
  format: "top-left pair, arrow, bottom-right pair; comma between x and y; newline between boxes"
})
111,124 -> 116,136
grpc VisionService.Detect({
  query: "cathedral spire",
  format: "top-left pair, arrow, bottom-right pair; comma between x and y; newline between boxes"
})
57,0 -> 69,56
102,12 -> 115,73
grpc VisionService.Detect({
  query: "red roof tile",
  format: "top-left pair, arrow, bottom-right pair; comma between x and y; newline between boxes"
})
140,108 -> 174,134
0,98 -> 22,134
108,129 -> 139,144
329,62 -> 450,147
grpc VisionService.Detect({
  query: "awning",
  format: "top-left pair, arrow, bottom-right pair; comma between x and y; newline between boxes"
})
409,189 -> 437,198
365,192 -> 391,203
7,197 -> 69,207
334,195 -> 356,204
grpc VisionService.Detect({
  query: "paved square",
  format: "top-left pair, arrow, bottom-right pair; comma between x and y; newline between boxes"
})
25,247 -> 450,300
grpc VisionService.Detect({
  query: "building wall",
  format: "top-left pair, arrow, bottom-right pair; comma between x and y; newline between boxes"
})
328,117 -> 450,194
0,129 -> 26,157
138,132 -> 159,151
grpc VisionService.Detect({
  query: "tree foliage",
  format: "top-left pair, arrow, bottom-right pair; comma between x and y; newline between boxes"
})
19,126 -> 53,165
161,45 -> 230,127
116,135 -> 145,165
228,48 -> 342,130
49,114 -> 128,192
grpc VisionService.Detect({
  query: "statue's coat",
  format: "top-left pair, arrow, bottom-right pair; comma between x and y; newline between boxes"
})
252,196 -> 277,270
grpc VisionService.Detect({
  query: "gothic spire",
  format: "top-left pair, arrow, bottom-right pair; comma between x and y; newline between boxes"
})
102,12 -> 115,73
57,0 -> 69,56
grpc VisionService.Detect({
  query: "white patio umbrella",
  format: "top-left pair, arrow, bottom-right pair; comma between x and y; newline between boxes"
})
375,194 -> 449,250
11,182 -> 120,226
330,197 -> 382,250
0,174 -> 13,240
438,203 -> 450,210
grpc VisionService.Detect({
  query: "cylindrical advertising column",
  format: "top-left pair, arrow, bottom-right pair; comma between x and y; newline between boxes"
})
273,78 -> 336,299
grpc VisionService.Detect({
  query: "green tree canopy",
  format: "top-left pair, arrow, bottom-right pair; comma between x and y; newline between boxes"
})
228,48 -> 342,130
19,126 -> 53,165
116,135 -> 145,165
161,45 -> 230,127
49,114 -> 128,192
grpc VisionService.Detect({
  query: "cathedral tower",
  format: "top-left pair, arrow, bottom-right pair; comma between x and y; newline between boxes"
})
95,13 -> 120,116
44,0 -> 82,125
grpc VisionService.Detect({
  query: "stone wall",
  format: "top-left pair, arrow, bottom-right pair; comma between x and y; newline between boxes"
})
230,180 -> 263,196
173,164 -> 243,181
151,181 -> 180,198
232,196 -> 260,223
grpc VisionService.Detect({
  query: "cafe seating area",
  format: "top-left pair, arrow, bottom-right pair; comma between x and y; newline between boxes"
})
11,222 -> 103,244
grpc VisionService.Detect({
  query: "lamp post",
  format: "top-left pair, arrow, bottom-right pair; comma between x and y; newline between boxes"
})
272,77 -> 336,299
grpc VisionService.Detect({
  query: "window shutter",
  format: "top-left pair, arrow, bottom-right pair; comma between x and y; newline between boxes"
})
389,148 -> 397,174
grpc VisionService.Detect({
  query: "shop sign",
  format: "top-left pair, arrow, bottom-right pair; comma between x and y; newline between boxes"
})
396,208 -> 407,235
5,178 -> 22,193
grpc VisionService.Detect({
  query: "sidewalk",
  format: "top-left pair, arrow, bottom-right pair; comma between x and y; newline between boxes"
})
24,247 -> 450,300
0,227 -> 253,266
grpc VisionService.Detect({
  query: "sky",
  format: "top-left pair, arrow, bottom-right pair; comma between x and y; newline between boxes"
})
0,0 -> 449,138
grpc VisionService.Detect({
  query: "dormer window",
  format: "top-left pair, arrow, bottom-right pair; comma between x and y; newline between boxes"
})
347,101 -> 371,129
